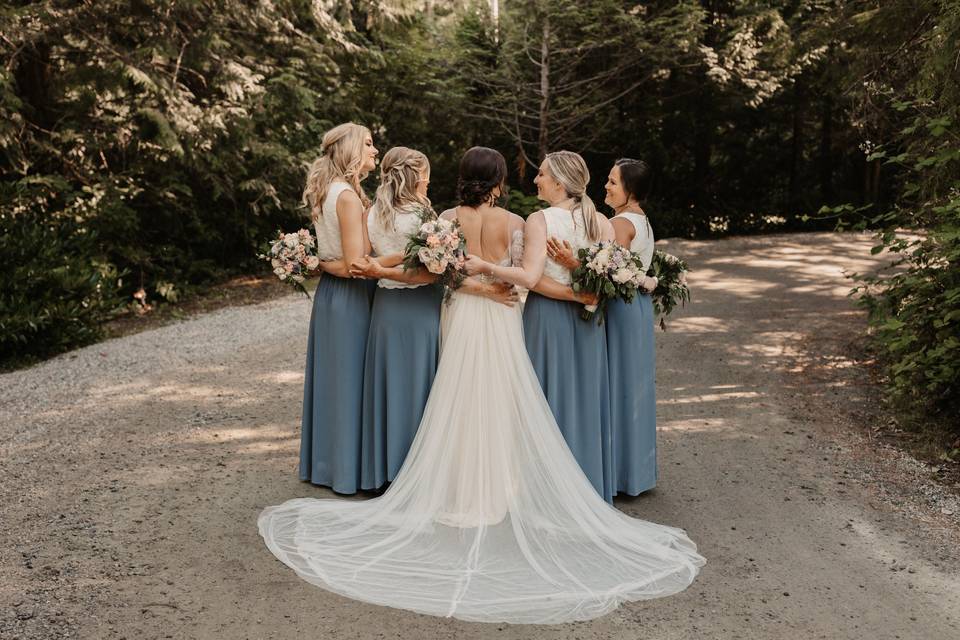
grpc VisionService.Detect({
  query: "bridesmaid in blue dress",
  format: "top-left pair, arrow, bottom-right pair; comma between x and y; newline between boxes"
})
346,147 -> 443,490
465,150 -> 616,503
298,122 -> 379,494
547,158 -> 660,497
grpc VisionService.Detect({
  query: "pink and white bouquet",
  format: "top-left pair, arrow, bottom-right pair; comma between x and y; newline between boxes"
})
647,250 -> 690,330
402,216 -> 467,297
258,228 -> 319,298
571,241 -> 647,323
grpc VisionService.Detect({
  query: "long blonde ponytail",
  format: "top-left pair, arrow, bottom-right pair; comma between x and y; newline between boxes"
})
543,150 -> 601,242
374,147 -> 432,232
302,122 -> 372,222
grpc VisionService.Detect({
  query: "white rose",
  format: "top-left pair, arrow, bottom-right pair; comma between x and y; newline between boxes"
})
271,258 -> 282,268
613,268 -> 633,284
304,256 -> 320,270
594,248 -> 611,269
283,233 -> 299,248
273,266 -> 286,277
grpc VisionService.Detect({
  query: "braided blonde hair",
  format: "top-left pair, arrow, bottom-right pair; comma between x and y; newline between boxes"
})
302,122 -> 372,222
544,150 -> 601,242
374,147 -> 432,231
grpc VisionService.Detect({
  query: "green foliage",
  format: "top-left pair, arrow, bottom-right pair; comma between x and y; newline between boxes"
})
0,204 -> 122,365
852,103 -> 960,429
506,190 -> 542,218
1,0 -> 954,407
840,0 -> 960,433
0,0 -> 350,366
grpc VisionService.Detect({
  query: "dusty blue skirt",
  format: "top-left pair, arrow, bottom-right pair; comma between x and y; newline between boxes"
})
360,285 -> 443,490
607,294 -> 657,496
522,292 -> 614,502
299,274 -> 375,493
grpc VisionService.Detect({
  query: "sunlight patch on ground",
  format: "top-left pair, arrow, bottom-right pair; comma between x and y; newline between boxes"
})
660,390 -> 762,405
256,370 -> 303,384
657,418 -> 737,434
665,316 -> 734,333
185,425 -> 285,444
734,334 -> 804,357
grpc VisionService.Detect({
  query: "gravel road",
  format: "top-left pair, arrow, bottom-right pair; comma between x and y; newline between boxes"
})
2,231 -> 958,640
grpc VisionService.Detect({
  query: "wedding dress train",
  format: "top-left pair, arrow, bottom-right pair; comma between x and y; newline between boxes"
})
259,285 -> 705,623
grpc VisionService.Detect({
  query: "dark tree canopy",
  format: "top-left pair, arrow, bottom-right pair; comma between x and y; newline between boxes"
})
1,0 -> 958,428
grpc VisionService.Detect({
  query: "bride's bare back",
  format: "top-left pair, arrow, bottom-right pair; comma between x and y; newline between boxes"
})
441,205 -> 524,265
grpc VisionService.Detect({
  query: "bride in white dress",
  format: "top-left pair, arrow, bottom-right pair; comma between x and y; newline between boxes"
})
258,147 -> 705,624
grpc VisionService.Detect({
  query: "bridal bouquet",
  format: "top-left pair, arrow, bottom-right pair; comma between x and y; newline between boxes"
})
402,216 -> 467,297
571,241 -> 647,323
258,228 -> 319,298
648,250 -> 690,330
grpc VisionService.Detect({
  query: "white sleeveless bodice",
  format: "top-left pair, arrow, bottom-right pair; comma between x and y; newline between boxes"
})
313,181 -> 354,260
618,212 -> 654,270
368,205 -> 426,289
541,206 -> 593,285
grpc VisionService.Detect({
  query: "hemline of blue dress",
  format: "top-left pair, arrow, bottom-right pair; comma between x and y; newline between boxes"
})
359,284 -> 442,491
607,292 -> 657,497
522,292 -> 614,503
299,274 -> 376,494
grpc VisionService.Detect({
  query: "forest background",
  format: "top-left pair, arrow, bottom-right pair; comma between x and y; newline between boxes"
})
1,0 -> 957,437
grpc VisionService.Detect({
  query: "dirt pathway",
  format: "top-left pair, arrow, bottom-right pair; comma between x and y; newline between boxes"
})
2,232 -> 958,640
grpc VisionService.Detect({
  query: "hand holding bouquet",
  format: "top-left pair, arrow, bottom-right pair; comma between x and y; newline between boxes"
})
402,216 -> 468,297
647,250 -> 690,330
571,241 -> 648,323
258,228 -> 319,298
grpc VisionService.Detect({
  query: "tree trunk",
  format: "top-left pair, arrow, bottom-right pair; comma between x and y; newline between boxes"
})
538,16 -> 550,162
789,79 -> 804,212
819,95 -> 834,203
13,41 -> 53,130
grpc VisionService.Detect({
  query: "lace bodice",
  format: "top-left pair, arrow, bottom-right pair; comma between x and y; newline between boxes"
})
541,206 -> 593,285
507,228 -> 525,267
368,205 -> 427,289
474,228 -> 524,287
618,212 -> 655,271
313,181 -> 354,260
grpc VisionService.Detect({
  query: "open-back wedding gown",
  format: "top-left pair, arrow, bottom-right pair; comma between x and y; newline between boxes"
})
258,229 -> 705,624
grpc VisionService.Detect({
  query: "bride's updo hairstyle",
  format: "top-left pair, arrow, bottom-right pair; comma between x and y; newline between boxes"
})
374,147 -> 432,231
615,158 -> 652,205
457,146 -> 508,207
302,122 -> 372,222
543,150 -> 601,242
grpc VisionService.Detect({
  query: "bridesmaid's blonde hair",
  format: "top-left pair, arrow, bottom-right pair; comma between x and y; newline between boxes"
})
302,122 -> 372,221
374,147 -> 432,231
544,150 -> 601,242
